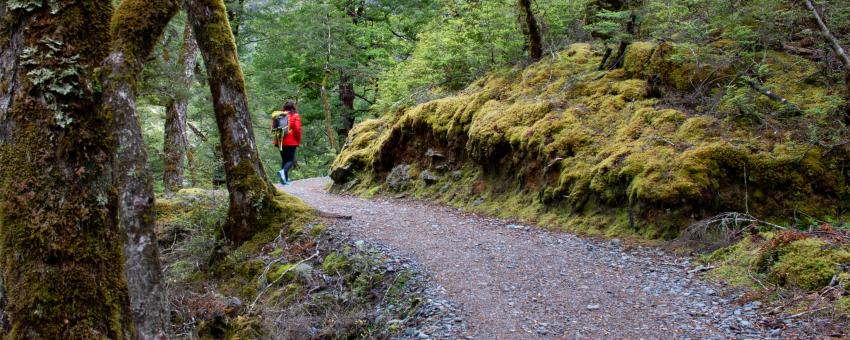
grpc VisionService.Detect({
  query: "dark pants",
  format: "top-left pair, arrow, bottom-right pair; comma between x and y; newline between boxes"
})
280,146 -> 297,180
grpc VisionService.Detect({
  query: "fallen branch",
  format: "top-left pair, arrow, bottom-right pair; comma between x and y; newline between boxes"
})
787,306 -> 830,319
687,265 -> 716,274
781,43 -> 819,59
804,0 -> 850,95
744,78 -> 802,114
317,210 -> 353,220
804,0 -> 850,69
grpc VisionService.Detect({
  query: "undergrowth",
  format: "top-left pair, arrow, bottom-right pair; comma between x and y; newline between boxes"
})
156,188 -> 424,339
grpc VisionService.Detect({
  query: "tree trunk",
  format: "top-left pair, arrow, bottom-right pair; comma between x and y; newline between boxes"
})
164,22 -> 200,196
105,1 -> 179,338
0,1 -> 135,337
322,72 -> 340,151
186,122 -> 209,187
185,0 -> 280,247
518,0 -> 543,60
322,8 -> 340,151
338,73 -> 356,139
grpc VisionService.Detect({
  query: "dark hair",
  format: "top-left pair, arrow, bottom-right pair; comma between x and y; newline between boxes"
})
283,100 -> 296,112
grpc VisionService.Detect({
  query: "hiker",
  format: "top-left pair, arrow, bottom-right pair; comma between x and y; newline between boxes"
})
271,100 -> 302,185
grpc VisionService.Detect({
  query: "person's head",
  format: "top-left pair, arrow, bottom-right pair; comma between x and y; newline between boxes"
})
283,100 -> 297,112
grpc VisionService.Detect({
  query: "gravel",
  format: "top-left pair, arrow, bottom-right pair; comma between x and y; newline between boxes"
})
284,177 -> 802,339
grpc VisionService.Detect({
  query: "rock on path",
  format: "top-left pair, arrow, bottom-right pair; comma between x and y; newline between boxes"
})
282,178 -> 774,339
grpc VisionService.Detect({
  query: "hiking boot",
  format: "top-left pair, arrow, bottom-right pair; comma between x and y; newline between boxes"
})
278,169 -> 287,185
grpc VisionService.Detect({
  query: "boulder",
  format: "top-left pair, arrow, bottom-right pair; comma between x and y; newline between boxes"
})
387,164 -> 412,191
419,170 -> 440,185
330,162 -> 353,184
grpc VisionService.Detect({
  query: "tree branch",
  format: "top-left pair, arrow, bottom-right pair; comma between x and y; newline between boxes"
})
187,121 -> 209,142
745,78 -> 802,114
804,0 -> 850,70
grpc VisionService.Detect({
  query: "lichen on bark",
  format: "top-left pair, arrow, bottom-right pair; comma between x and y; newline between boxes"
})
0,0 -> 135,337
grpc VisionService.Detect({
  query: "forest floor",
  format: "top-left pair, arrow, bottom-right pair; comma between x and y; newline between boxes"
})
281,177 -> 819,339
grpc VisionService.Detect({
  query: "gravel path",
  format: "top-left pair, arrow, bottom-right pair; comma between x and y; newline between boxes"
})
282,177 -> 776,339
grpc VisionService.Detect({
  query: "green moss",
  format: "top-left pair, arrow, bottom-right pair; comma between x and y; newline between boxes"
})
704,233 -> 850,293
0,0 -> 142,336
766,238 -> 850,290
236,259 -> 264,279
623,41 -> 656,77
702,236 -> 761,288
110,0 -> 179,69
269,263 -> 297,282
836,296 -> 850,317
322,252 -> 351,274
352,271 -> 384,299
310,223 -> 327,237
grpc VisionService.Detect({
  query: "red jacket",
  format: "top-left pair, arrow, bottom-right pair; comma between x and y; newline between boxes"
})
272,111 -> 302,146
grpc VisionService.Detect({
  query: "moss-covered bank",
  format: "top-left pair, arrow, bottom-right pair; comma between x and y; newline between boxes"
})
331,42 -> 850,240
156,188 -> 427,338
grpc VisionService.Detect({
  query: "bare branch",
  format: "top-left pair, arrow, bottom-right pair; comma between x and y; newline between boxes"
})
187,121 -> 209,142
804,0 -> 850,70
745,78 -> 802,114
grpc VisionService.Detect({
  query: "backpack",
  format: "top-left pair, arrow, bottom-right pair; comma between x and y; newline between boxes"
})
272,111 -> 290,149
272,111 -> 289,134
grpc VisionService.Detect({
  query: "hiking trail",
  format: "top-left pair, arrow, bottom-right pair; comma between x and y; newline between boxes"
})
282,177 -> 783,339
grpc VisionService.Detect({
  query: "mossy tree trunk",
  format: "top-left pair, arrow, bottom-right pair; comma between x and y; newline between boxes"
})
184,0 -> 280,247
0,0 -> 135,337
164,22 -> 200,196
105,0 -> 179,338
517,0 -> 543,61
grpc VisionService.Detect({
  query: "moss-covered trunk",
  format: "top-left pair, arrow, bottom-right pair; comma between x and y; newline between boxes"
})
184,0 -> 280,247
164,22 -> 200,196
518,0 -> 542,60
0,1 -> 135,337
105,1 -> 179,338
